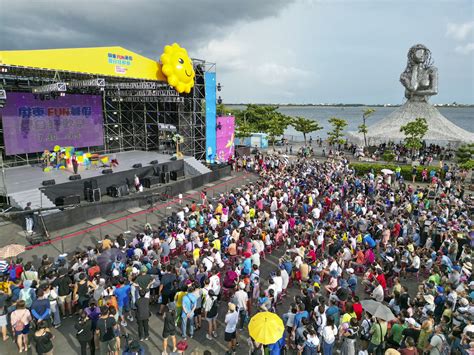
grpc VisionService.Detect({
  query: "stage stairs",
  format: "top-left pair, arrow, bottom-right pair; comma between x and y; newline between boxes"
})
9,189 -> 56,212
183,157 -> 212,176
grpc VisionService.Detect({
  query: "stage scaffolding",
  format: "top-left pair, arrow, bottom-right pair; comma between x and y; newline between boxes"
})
0,60 -> 214,168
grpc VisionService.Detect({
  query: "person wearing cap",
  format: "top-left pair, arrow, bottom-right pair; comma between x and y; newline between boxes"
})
224,303 -> 239,355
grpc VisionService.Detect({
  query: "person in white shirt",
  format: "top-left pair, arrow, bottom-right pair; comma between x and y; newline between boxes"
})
371,279 -> 385,302
209,269 -> 221,296
233,282 -> 248,330
273,271 -> 283,296
202,251 -> 214,272
406,252 -> 421,275
280,267 -> 289,291
176,210 -> 185,222
224,303 -> 239,353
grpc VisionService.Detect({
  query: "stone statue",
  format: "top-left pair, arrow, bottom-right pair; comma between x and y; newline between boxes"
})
347,44 -> 474,144
399,44 -> 438,102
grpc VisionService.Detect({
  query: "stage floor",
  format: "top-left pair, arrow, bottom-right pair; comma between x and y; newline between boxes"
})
3,151 -> 172,195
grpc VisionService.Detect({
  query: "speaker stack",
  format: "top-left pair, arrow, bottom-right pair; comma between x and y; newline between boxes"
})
160,172 -> 170,184
55,195 -> 81,206
142,176 -> 161,188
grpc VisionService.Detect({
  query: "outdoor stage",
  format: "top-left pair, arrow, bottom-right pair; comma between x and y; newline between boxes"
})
2,150 -> 231,233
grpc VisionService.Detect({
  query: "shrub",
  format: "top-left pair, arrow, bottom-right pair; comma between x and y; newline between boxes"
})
382,150 -> 396,162
350,162 -> 441,180
459,159 -> 474,170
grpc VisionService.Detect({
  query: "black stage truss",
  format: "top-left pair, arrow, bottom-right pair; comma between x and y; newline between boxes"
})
0,59 -> 214,168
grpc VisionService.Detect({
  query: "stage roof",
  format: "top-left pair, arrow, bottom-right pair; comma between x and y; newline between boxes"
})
0,46 -> 167,81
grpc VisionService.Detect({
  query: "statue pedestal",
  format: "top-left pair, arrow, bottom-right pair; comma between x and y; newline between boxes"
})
348,100 -> 474,145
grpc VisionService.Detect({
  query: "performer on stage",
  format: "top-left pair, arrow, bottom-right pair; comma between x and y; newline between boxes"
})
72,155 -> 79,174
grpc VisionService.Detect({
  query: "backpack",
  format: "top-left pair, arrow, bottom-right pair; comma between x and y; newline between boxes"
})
207,297 -> 218,318
13,310 -> 28,332
433,334 -> 450,355
19,288 -> 34,308
359,319 -> 372,341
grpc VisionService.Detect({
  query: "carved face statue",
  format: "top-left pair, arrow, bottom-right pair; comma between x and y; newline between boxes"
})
413,48 -> 426,64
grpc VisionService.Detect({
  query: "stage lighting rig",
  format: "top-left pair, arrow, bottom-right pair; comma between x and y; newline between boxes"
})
68,78 -> 105,89
32,82 -> 67,94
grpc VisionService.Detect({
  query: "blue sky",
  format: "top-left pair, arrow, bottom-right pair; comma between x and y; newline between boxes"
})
1,0 -> 473,104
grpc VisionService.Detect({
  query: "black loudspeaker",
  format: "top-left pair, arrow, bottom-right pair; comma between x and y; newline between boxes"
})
142,176 -> 161,188
107,185 -> 120,197
152,166 -> 160,176
160,172 -> 170,184
55,195 -> 81,206
84,179 -> 98,190
132,163 -> 142,168
150,160 -> 159,165
85,188 -> 101,202
161,164 -> 168,172
107,185 -> 129,198
102,169 -> 113,174
42,179 -> 56,186
170,170 -> 185,181
69,174 -> 81,181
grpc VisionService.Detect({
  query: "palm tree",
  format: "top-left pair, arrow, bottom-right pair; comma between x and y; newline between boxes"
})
291,116 -> 323,146
358,108 -> 375,148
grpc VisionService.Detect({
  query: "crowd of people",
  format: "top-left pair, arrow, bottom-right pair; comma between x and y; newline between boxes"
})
0,152 -> 473,355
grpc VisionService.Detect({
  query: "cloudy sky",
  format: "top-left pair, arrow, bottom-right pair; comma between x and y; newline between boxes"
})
1,0 -> 473,104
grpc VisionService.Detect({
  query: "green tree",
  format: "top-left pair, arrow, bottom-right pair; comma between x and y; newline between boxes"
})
291,116 -> 323,146
266,112 -> 292,151
327,117 -> 348,146
456,143 -> 474,164
358,108 -> 375,147
400,117 -> 429,154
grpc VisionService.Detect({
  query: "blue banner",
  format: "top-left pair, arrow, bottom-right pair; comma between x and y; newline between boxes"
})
205,72 -> 216,163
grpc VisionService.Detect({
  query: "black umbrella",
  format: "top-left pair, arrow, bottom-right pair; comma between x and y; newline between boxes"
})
97,248 -> 125,275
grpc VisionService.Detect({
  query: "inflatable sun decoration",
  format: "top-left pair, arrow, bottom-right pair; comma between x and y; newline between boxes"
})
160,43 -> 195,94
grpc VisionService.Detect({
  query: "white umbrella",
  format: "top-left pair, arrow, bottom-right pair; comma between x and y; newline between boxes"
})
381,168 -> 394,175
360,299 -> 396,321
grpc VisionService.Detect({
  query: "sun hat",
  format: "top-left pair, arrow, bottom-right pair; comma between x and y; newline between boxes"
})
228,303 -> 236,311
239,281 -> 246,290
423,295 -> 435,305
346,268 -> 354,274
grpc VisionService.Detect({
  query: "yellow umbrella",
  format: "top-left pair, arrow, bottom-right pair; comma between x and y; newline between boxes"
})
248,311 -> 284,345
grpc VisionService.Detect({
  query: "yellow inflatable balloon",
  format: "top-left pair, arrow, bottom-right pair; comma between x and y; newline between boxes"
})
77,156 -> 84,163
160,43 -> 195,94
101,156 -> 109,164
53,145 -> 60,152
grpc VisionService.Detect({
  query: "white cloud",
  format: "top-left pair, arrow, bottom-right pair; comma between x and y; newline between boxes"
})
195,38 -> 246,72
455,43 -> 474,55
446,21 -> 474,41
253,62 -> 310,85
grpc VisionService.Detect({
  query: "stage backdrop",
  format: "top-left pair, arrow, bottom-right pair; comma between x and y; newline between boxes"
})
0,92 -> 104,155
216,116 -> 235,163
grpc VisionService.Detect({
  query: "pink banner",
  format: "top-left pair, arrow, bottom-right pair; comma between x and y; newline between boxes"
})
216,116 -> 235,163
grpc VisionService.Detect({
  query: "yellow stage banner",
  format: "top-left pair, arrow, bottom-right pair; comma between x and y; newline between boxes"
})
0,46 -> 167,81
